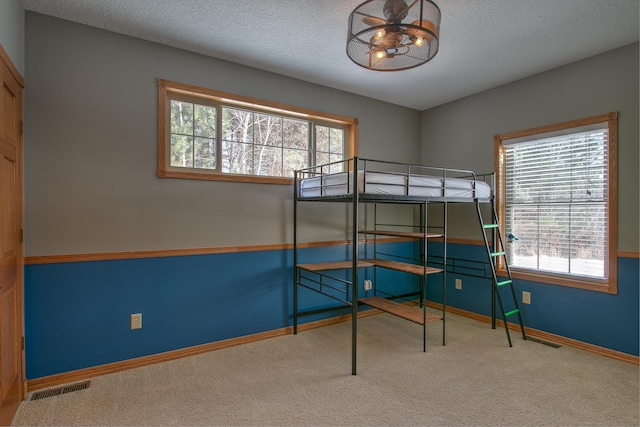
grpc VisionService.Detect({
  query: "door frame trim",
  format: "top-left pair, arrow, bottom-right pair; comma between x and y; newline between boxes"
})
0,44 -> 24,87
0,42 -> 25,410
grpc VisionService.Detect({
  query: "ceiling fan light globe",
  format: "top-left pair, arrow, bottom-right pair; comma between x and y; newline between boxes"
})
408,19 -> 438,43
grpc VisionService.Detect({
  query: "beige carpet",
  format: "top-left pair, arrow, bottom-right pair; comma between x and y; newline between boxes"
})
12,311 -> 640,426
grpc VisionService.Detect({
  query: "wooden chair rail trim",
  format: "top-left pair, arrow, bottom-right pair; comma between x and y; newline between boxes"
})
617,250 -> 639,259
25,243 -> 637,265
24,237 -> 426,265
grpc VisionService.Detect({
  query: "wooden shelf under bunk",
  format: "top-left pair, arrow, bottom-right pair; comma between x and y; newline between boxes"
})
358,296 -> 441,325
367,258 -> 443,275
360,230 -> 443,239
297,260 -> 375,272
297,259 -> 442,276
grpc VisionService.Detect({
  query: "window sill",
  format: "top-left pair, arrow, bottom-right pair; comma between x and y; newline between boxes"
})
158,169 -> 293,185
499,268 -> 616,294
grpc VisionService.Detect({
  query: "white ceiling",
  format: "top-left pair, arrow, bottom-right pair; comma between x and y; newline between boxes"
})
21,0 -> 640,110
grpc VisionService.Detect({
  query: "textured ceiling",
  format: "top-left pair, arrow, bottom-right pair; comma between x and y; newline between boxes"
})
21,0 -> 640,110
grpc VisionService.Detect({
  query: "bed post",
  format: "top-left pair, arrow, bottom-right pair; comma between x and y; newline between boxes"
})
293,169 -> 299,335
420,202 -> 426,311
490,175 -> 497,329
351,156 -> 359,375
422,201 -> 428,352
490,196 -> 497,329
442,201 -> 448,345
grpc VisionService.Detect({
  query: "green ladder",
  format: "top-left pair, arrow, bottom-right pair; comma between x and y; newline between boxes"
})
475,201 -> 526,346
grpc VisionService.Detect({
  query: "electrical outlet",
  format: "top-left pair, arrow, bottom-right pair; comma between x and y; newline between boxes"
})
130,313 -> 142,329
455,279 -> 462,290
363,279 -> 373,291
522,291 -> 531,305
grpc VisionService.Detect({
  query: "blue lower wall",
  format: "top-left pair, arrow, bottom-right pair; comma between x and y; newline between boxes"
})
24,242 -> 639,379
25,250 -> 293,379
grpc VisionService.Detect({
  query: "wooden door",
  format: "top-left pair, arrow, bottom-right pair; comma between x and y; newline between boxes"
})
0,46 -> 24,426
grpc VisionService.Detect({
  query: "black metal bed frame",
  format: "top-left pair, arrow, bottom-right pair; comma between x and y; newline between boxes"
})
292,156 -> 495,375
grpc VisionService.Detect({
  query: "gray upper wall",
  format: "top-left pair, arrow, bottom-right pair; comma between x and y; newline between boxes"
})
24,12 -> 421,256
22,11 -> 640,256
0,0 -> 25,75
421,43 -> 639,251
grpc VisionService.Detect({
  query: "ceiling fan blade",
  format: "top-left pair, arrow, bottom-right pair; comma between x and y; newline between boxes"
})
361,15 -> 387,26
359,1 -> 419,27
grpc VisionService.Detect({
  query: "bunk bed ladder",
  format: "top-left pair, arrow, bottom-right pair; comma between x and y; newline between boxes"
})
475,201 -> 526,347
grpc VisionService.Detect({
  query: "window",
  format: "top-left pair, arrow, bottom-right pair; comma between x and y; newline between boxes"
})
158,79 -> 357,184
495,113 -> 617,294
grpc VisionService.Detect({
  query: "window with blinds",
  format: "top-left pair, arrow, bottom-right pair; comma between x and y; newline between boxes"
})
495,113 -> 617,293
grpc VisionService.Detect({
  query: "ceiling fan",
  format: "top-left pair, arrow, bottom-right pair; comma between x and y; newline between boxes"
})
346,0 -> 441,71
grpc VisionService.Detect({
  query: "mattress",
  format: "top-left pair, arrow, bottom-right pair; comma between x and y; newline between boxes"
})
299,171 -> 491,201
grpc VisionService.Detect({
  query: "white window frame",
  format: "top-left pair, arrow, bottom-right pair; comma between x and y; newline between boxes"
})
494,112 -> 618,294
158,79 -> 358,184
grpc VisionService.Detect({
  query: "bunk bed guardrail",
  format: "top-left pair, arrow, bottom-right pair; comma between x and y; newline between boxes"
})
295,157 -> 492,202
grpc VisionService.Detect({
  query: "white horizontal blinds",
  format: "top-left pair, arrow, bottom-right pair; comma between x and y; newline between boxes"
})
503,127 -> 608,278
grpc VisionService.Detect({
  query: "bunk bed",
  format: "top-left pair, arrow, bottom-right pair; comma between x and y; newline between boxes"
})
292,157 -> 522,375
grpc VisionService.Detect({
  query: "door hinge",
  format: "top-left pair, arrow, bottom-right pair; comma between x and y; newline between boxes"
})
19,120 -> 23,136
21,336 -> 25,351
19,229 -> 23,243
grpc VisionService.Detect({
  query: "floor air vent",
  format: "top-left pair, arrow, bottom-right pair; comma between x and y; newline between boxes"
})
527,336 -> 562,348
30,381 -> 91,401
